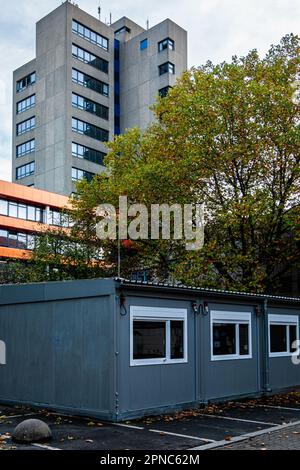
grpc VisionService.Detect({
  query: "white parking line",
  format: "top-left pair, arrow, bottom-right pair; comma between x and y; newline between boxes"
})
191,419 -> 300,450
32,443 -> 62,451
197,413 -> 279,426
257,404 -> 300,412
0,412 -> 39,420
112,423 -> 145,430
150,429 -> 216,443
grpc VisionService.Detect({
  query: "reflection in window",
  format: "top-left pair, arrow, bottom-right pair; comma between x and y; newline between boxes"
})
158,38 -> 175,52
171,321 -> 184,359
269,318 -> 299,355
133,321 -> 166,360
213,323 -> 236,356
270,325 -> 287,353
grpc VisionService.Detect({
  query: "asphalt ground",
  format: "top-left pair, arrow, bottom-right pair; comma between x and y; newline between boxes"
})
1,391 -> 300,450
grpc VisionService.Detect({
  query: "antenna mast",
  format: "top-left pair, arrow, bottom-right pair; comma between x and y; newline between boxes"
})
98,3 -> 101,21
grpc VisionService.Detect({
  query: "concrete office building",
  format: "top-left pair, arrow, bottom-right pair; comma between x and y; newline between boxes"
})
12,1 -> 187,196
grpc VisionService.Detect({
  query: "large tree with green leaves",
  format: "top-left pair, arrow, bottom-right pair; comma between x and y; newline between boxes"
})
33,34 -> 300,293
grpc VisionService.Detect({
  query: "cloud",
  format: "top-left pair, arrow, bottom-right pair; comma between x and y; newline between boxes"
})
0,0 -> 299,182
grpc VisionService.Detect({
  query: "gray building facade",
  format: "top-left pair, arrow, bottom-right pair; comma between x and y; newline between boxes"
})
12,1 -> 187,196
0,278 -> 300,422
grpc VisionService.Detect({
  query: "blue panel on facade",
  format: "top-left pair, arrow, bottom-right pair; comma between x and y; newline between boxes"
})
140,38 -> 148,50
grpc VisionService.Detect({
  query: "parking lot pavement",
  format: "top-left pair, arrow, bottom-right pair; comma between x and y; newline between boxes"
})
1,392 -> 300,450
218,423 -> 300,450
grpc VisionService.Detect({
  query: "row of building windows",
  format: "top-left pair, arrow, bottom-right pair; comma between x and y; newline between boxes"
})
16,139 -> 35,158
0,199 -> 44,223
72,167 -> 95,182
72,44 -> 109,74
0,198 -> 70,228
72,142 -> 106,166
16,72 -> 36,93
16,162 -> 35,180
72,117 -> 109,142
16,117 -> 35,136
72,69 -> 109,97
159,62 -> 175,76
72,20 -> 109,52
72,93 -> 109,120
17,94 -> 36,114
0,229 -> 35,251
130,309 -> 300,366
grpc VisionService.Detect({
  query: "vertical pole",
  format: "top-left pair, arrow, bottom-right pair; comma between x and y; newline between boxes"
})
118,236 -> 121,278
263,298 -> 271,393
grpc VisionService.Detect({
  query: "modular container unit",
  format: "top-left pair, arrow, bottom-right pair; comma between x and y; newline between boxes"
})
0,278 -> 300,421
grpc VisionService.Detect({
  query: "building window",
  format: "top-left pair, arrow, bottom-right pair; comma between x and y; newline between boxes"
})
269,314 -> 299,357
72,117 -> 109,142
16,162 -> 35,180
72,20 -> 109,51
16,72 -> 36,93
16,139 -> 35,158
72,167 -> 95,183
114,26 -> 131,35
17,94 -> 36,114
72,44 -> 109,74
130,306 -> 187,366
0,229 -> 36,251
72,142 -> 106,166
159,62 -> 175,76
72,93 -> 109,120
158,38 -> 175,52
159,86 -> 172,98
211,311 -> 252,360
72,69 -> 109,97
140,38 -> 148,50
16,117 -> 35,136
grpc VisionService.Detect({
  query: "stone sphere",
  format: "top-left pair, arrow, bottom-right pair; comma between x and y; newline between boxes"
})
12,419 -> 52,443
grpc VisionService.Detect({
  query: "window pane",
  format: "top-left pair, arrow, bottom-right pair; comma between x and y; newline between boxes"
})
8,202 -> 18,218
171,320 -> 184,359
0,230 -> 8,246
18,205 -> 27,220
133,321 -> 166,359
270,324 -> 287,353
213,323 -> 236,355
290,325 -> 297,353
239,324 -> 249,355
0,199 -> 8,216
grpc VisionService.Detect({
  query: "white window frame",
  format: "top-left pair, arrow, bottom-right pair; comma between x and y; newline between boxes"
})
130,306 -> 188,367
210,310 -> 252,361
268,314 -> 299,358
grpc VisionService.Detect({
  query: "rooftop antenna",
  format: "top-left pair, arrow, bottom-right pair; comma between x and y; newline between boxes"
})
109,13 -> 112,25
146,19 -> 149,30
98,3 -> 101,21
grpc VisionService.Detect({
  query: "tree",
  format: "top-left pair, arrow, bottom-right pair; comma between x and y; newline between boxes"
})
37,34 -> 300,293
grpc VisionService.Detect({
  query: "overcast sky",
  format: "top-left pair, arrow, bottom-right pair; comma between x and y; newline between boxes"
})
0,0 -> 299,182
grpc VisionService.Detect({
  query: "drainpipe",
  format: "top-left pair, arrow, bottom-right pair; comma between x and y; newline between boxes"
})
262,298 -> 271,393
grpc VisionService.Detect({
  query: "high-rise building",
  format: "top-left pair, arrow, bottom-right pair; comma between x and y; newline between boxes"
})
12,1 -> 187,196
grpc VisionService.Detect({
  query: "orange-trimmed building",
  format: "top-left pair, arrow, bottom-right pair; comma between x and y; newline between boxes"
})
0,180 -> 70,261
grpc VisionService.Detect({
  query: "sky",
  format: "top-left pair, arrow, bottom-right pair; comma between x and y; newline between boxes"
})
0,0 -> 299,182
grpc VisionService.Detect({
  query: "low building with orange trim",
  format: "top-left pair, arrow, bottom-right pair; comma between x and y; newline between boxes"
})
0,180 -> 70,262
